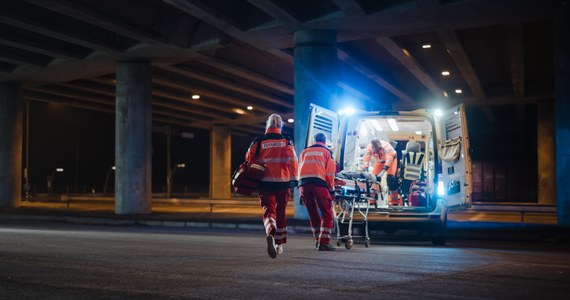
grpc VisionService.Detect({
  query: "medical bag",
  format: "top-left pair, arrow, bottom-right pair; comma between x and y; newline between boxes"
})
232,161 -> 266,196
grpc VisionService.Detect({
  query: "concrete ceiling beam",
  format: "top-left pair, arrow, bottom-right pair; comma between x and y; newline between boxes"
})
376,36 -> 443,99
337,47 -> 416,107
156,64 -> 292,110
437,30 -> 495,122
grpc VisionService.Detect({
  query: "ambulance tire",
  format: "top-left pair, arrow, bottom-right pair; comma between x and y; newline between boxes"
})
431,214 -> 448,246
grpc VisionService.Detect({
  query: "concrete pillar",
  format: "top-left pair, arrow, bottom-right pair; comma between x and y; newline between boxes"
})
210,126 -> 231,199
294,30 -> 338,219
0,84 -> 22,208
537,102 -> 555,204
555,2 -> 570,225
115,60 -> 152,215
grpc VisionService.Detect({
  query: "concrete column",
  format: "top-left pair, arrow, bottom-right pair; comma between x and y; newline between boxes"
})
115,60 -> 152,215
210,126 -> 231,199
0,84 -> 22,208
537,102 -> 555,204
555,2 -> 570,225
294,30 -> 338,219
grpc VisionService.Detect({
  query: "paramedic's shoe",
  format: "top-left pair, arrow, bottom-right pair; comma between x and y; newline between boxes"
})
315,241 -> 319,250
266,236 -> 277,258
276,244 -> 283,255
318,243 -> 337,251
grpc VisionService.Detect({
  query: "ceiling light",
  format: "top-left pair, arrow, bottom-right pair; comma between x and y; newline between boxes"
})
287,118 -> 294,123
455,89 -> 462,94
441,71 -> 450,76
370,120 -> 383,131
402,48 -> 411,57
415,130 -> 423,135
387,119 -> 399,132
233,108 -> 246,115
191,94 -> 200,100
56,168 -> 64,172
434,109 -> 443,117
443,91 -> 449,98
422,44 -> 431,49
246,106 -> 253,110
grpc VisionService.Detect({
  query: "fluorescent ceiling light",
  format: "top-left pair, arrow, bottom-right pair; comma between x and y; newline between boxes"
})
387,119 -> 399,132
370,120 -> 383,131
246,106 -> 253,110
441,71 -> 450,76
191,95 -> 200,100
176,163 -> 186,168
455,89 -> 462,94
56,168 -> 64,172
287,118 -> 294,123
422,44 -> 431,49
415,130 -> 422,135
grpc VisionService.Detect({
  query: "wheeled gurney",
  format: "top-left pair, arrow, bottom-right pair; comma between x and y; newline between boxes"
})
332,171 -> 381,249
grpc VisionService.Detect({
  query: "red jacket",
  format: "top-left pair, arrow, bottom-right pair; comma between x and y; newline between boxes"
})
299,142 -> 336,191
362,140 -> 397,176
246,127 -> 298,190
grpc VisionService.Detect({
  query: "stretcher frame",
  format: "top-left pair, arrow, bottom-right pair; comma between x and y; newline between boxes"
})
333,178 -> 379,249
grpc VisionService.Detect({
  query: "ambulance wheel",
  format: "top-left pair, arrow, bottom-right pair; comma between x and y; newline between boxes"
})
345,239 -> 353,249
432,236 -> 446,245
336,240 -> 342,247
431,216 -> 447,245
364,239 -> 370,248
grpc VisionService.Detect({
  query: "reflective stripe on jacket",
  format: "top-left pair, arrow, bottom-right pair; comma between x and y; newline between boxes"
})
298,142 -> 336,191
245,127 -> 298,190
402,151 -> 425,180
362,140 -> 397,175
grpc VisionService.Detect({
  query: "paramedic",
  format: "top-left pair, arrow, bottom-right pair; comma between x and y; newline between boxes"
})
298,133 -> 337,251
361,138 -> 400,205
245,114 -> 298,259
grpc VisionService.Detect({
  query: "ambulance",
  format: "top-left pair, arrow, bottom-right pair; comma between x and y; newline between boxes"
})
305,103 -> 472,245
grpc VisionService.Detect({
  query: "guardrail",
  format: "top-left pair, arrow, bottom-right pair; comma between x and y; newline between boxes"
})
30,195 -> 294,213
468,202 -> 557,222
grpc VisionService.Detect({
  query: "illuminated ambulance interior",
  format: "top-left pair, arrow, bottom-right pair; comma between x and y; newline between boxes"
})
340,116 -> 436,210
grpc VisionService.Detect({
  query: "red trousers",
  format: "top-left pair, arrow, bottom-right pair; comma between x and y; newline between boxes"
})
259,189 -> 290,245
299,183 -> 334,245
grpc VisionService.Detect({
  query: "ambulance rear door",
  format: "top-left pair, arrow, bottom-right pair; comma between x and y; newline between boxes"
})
439,104 -> 472,209
305,104 -> 339,154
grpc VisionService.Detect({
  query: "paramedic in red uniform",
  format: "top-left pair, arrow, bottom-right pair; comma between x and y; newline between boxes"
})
362,138 -> 400,205
245,114 -> 298,259
299,133 -> 337,251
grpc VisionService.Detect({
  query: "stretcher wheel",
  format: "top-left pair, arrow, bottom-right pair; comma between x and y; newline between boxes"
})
336,240 -> 342,247
345,239 -> 353,249
364,239 -> 370,248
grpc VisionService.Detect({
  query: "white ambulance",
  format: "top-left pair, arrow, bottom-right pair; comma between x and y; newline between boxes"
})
305,103 -> 472,245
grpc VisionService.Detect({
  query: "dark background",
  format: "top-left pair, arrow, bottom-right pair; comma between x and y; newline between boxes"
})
25,101 -> 538,202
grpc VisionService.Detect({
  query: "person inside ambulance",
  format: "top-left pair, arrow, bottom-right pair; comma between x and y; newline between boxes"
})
245,114 -> 298,259
298,133 -> 337,252
361,138 -> 401,205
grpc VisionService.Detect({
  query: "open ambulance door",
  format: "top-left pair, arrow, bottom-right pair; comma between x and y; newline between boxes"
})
439,104 -> 472,209
305,103 -> 339,155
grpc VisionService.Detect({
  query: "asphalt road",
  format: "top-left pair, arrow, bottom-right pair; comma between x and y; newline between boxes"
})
1,220 -> 569,299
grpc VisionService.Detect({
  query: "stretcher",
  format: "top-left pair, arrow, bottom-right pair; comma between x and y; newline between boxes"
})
332,171 -> 381,249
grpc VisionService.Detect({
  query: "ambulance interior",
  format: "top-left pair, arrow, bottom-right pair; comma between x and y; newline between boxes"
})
340,116 -> 436,210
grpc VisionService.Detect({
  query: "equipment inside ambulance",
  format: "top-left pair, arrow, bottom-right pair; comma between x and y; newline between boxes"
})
305,104 -> 472,245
